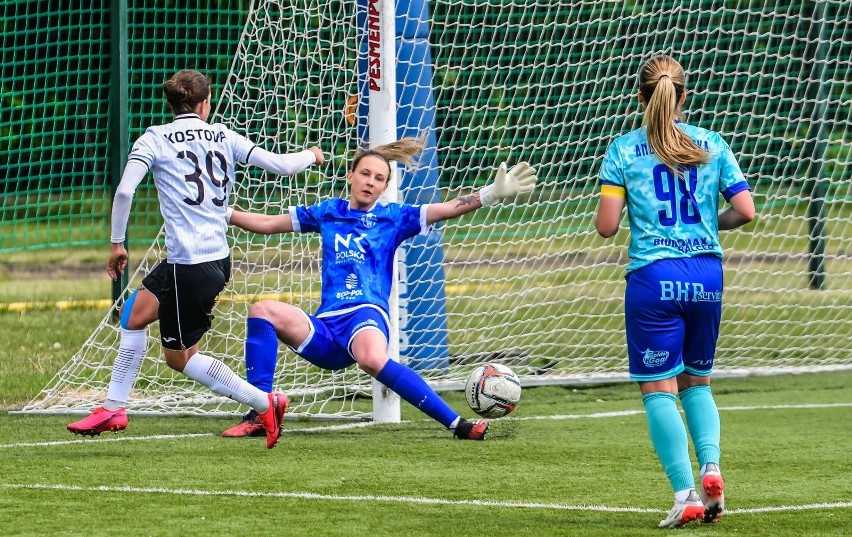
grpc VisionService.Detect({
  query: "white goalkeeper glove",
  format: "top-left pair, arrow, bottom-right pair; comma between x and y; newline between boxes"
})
478,161 -> 537,207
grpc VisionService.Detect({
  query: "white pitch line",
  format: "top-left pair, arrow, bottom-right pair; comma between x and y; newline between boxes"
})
0,483 -> 670,513
718,402 -> 852,411
505,402 -> 852,422
728,502 -> 852,514
0,433 -> 214,449
2,483 -> 850,516
1,402 -> 849,450
510,409 -> 645,421
0,423 -> 388,449
294,421 -> 395,433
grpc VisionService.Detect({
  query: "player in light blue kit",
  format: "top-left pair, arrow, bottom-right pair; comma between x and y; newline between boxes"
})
225,137 -> 537,441
595,54 -> 755,528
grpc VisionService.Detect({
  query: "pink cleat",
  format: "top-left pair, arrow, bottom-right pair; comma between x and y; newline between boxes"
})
67,407 -> 128,436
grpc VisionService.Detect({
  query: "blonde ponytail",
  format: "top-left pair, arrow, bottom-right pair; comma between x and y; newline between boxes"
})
639,55 -> 709,175
372,136 -> 426,168
351,135 -> 426,173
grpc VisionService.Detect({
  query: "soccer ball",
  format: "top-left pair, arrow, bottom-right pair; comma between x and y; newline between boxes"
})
465,363 -> 522,418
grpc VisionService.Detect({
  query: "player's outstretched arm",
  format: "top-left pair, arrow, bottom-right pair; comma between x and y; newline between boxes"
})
227,208 -> 294,235
248,145 -> 325,176
426,162 -> 537,225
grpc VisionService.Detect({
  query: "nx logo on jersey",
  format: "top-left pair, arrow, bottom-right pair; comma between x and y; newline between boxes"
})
660,281 -> 722,302
337,272 -> 364,300
642,349 -> 670,367
334,233 -> 367,264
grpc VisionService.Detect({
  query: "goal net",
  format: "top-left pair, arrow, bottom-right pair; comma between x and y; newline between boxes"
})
23,1 -> 851,418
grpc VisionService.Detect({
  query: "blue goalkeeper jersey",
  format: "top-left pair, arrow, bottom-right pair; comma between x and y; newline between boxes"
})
599,123 -> 750,273
290,198 -> 429,319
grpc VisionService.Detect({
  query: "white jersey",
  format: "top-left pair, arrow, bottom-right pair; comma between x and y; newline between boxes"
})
127,113 -> 255,264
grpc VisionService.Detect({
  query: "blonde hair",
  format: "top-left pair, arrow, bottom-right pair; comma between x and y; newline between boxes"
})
639,54 -> 709,175
351,136 -> 426,175
162,69 -> 211,115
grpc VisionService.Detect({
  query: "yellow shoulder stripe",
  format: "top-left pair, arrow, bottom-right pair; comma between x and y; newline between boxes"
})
601,184 -> 625,198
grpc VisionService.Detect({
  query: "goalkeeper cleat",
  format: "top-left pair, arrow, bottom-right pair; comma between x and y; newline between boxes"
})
454,418 -> 489,440
700,463 -> 725,523
257,392 -> 288,449
221,409 -> 265,438
66,407 -> 128,437
658,490 -> 705,529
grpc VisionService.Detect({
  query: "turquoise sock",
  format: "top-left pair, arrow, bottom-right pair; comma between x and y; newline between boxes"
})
679,385 -> 721,468
642,392 -> 695,493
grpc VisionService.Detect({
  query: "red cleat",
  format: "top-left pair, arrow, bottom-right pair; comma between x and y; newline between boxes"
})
221,409 -> 265,438
454,418 -> 489,440
256,392 -> 288,449
67,407 -> 128,436
700,463 -> 725,523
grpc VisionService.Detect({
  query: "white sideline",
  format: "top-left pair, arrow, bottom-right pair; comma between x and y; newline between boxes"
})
0,433 -> 214,449
1,402 -> 850,450
508,402 -> 852,422
1,483 -> 850,516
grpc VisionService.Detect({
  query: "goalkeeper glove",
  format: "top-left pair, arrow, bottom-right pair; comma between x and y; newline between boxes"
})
479,161 -> 537,206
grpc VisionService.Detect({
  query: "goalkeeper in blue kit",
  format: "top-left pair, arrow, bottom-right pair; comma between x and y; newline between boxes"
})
223,137 -> 537,441
595,54 -> 755,528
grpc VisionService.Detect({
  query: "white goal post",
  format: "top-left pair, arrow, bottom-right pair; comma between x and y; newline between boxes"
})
21,1 -> 852,419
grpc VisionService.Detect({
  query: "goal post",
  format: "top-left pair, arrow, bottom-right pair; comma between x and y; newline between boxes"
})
355,0 -> 454,422
19,1 -> 852,419
365,0 -> 402,423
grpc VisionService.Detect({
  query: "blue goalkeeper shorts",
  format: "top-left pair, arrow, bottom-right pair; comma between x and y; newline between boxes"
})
290,305 -> 389,371
624,255 -> 723,381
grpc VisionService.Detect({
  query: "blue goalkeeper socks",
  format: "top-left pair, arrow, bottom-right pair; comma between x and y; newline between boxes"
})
245,317 -> 279,392
642,392 -> 695,493
375,359 -> 459,428
679,385 -> 722,468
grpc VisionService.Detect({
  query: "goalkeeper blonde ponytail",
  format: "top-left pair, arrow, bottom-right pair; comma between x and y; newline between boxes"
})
351,136 -> 426,175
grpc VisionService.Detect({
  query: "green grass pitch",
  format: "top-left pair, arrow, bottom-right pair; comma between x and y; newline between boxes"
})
0,254 -> 850,535
1,370 -> 850,536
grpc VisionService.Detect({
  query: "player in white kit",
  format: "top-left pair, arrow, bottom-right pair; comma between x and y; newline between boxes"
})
67,69 -> 324,449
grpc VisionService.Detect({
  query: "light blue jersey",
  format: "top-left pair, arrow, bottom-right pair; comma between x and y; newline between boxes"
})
290,198 -> 429,321
599,123 -> 750,273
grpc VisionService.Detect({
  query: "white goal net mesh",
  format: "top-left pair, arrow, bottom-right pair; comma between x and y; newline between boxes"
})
23,1 -> 851,418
